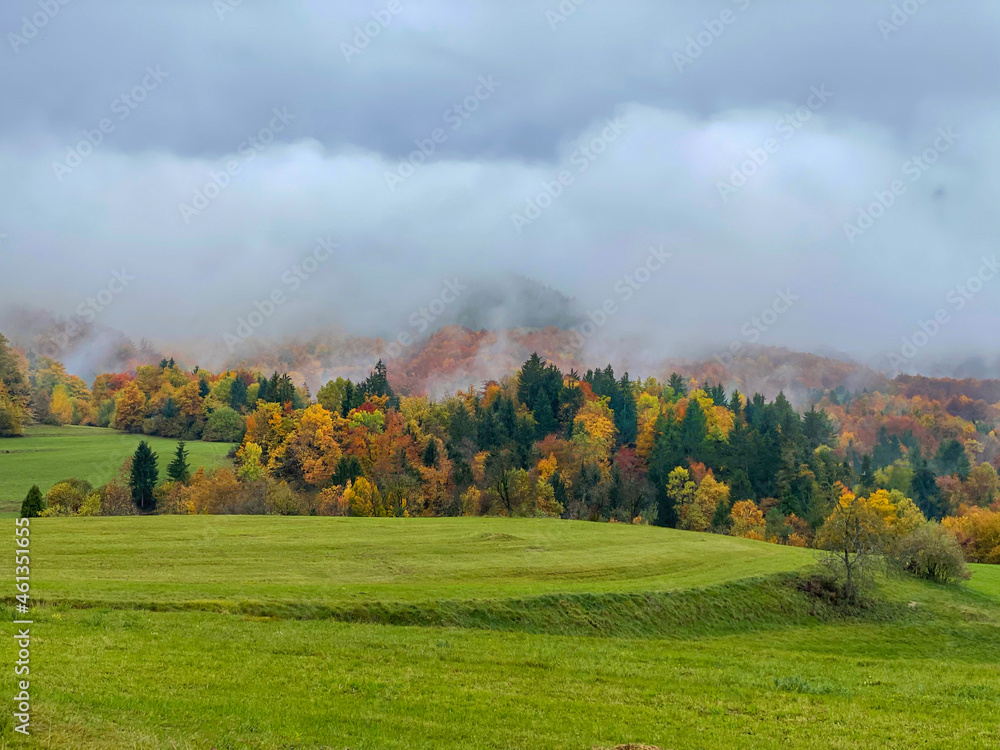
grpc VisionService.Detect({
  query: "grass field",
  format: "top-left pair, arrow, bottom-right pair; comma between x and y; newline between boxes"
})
2,517 -> 999,748
0,426 -> 233,510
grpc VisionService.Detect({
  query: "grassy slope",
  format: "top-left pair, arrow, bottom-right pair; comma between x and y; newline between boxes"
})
0,425 -> 233,507
2,517 -> 999,749
29,516 -> 815,606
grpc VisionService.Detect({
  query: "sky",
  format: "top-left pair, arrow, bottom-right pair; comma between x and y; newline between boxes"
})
0,0 -> 997,374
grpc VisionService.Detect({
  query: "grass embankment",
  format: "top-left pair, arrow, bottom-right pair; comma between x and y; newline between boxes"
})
0,425 -> 233,510
2,517 -> 999,749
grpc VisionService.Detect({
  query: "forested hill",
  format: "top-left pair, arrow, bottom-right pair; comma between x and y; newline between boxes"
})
2,330 -> 999,566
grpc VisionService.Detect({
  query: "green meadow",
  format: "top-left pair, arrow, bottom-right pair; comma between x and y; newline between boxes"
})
0,426 -> 233,510
2,517 -> 999,749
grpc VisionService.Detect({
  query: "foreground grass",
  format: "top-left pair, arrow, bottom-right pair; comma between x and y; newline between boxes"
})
1,517 -> 998,748
3,596 -> 999,749
0,425 -> 233,507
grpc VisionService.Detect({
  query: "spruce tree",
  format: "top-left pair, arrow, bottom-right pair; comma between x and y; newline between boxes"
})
130,441 -> 159,511
422,437 -> 440,468
20,485 -> 44,518
167,441 -> 191,484
667,372 -> 687,399
230,376 -> 248,411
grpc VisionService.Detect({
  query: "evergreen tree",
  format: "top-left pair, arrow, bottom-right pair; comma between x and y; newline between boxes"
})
166,441 -> 191,484
710,496 -> 732,531
230,376 -> 248,411
667,372 -> 687,399
129,441 -> 159,511
274,374 -> 296,405
729,390 -> 743,419
681,398 -> 708,461
255,375 -> 269,402
162,396 -> 178,419
709,382 -> 728,406
911,458 -> 944,519
550,469 -> 568,514
361,360 -> 399,408
857,454 -> 876,494
803,406 -> 835,451
448,403 -> 475,447
20,485 -> 44,518
935,438 -> 971,479
649,413 -> 684,526
615,373 -> 638,445
198,378 -> 210,398
332,455 -> 363,486
422,437 -> 440,468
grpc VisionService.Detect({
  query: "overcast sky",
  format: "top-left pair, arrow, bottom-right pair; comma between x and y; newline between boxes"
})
0,0 -> 997,373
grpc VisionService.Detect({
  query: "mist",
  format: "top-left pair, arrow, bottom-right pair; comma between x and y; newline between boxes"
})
1,0 -> 998,381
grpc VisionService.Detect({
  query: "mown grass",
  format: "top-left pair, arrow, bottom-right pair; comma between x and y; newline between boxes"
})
25,516 -> 815,606
0,425 -> 233,508
1,517 -> 998,749
3,596 -> 999,749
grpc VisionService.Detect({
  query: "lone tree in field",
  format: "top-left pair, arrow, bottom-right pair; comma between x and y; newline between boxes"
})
130,441 -> 159,511
20,485 -> 44,518
166,441 -> 191,484
816,485 -> 924,604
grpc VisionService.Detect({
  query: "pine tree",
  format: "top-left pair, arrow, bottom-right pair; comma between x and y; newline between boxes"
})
20,485 -> 44,518
166,441 -> 191,484
130,441 -> 159,511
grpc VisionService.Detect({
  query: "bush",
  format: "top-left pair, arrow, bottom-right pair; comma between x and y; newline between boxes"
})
893,523 -> 970,584
40,479 -> 93,516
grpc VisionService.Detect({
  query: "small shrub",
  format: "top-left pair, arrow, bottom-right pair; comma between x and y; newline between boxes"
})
893,522 -> 970,583
41,479 -> 92,516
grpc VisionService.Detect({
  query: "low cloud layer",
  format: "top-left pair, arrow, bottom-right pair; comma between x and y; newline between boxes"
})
0,0 -> 997,376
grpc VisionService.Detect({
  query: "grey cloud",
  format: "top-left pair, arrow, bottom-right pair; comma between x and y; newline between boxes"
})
0,0 -> 997,378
